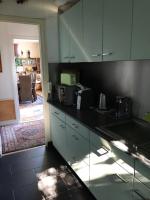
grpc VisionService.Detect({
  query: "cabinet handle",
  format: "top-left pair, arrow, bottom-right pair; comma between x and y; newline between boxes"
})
72,123 -> 78,129
72,134 -> 79,141
60,124 -> 65,129
91,53 -> 101,57
133,190 -> 146,200
64,56 -> 70,59
102,52 -> 113,56
70,56 -> 75,59
54,111 -> 59,115
115,174 -> 128,183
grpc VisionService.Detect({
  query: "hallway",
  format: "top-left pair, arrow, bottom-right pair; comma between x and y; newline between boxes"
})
0,95 -> 45,154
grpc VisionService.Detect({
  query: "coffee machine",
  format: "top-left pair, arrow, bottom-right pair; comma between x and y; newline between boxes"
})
76,84 -> 94,110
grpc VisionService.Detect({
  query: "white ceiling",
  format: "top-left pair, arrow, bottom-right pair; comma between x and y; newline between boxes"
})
0,0 -> 59,18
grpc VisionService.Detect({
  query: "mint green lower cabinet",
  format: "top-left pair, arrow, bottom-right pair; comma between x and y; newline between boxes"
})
51,115 -> 68,161
133,159 -> 150,200
89,135 -> 133,200
66,125 -> 90,186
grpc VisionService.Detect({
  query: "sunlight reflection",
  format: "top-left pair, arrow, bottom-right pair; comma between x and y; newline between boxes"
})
37,167 -> 58,199
62,18 -> 92,61
112,140 -> 128,152
72,161 -> 89,183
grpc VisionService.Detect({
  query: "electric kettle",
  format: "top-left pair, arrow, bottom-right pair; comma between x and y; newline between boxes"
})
99,93 -> 107,110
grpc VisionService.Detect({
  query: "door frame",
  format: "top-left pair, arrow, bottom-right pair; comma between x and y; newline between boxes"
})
0,15 -> 50,145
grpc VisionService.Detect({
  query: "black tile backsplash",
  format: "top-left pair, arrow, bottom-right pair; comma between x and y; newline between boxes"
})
48,60 -> 150,118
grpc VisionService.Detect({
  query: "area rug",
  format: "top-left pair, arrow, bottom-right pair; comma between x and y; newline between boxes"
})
0,120 -> 45,154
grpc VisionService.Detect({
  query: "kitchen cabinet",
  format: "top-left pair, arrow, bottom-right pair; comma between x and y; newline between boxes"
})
59,1 -> 83,63
82,0 -> 103,62
66,124 -> 90,186
59,11 -> 70,63
50,104 -> 150,200
102,0 -> 132,61
133,158 -> 150,200
131,0 -> 150,60
59,0 -> 132,62
50,107 -> 68,161
89,131 -> 133,200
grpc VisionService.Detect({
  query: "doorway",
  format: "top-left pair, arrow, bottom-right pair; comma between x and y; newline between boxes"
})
0,22 -> 46,155
14,39 -> 44,123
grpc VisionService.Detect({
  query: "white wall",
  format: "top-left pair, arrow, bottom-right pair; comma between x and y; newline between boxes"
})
45,16 -> 59,63
0,24 -> 13,99
0,22 -> 39,100
15,42 -> 40,58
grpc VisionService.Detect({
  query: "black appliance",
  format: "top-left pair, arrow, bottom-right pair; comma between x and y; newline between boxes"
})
115,96 -> 132,119
57,85 -> 76,106
76,87 -> 94,110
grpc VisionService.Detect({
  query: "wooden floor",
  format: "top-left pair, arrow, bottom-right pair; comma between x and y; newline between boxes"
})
19,95 -> 44,122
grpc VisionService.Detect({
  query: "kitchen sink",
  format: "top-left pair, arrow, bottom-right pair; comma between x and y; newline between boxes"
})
103,119 -> 150,146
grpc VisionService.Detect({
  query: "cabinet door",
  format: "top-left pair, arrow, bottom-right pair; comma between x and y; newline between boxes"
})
82,0 -> 103,62
59,12 -> 71,63
67,125 -> 90,165
67,125 -> 90,185
131,0 -> 150,59
89,144 -> 133,200
68,1 -> 84,62
103,0 -> 132,61
133,158 -> 150,200
51,115 -> 68,160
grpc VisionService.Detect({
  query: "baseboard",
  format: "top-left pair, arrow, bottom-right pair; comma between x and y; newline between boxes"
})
46,141 -> 53,149
0,119 -> 18,126
0,135 -> 2,157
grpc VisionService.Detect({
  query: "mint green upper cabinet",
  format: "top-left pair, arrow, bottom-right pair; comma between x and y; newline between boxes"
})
59,1 -> 83,63
131,0 -> 150,59
102,0 -> 132,61
69,1 -> 84,62
59,12 -> 70,63
82,0 -> 103,62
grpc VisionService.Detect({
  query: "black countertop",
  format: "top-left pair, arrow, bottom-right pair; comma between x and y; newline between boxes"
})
48,100 -> 150,164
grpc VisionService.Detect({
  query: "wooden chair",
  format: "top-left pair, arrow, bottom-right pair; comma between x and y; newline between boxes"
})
19,75 -> 33,102
31,72 -> 37,101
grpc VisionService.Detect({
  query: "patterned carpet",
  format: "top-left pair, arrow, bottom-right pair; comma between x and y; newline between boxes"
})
0,120 -> 45,154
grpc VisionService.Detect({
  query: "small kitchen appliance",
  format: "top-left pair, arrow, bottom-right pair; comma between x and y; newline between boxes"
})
57,85 -> 76,106
99,93 -> 107,110
115,96 -> 132,118
76,84 -> 94,110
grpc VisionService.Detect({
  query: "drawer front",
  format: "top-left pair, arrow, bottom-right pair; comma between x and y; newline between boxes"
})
51,105 -> 65,122
66,115 -> 89,140
134,159 -> 150,190
133,178 -> 150,200
110,144 -> 134,175
90,131 -> 111,151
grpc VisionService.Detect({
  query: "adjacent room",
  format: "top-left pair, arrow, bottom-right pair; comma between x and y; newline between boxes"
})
0,22 -> 45,155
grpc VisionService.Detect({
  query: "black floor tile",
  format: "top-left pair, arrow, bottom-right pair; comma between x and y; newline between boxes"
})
14,183 -> 42,200
11,169 -> 37,189
0,184 -> 14,200
67,188 -> 96,200
0,145 -> 95,200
